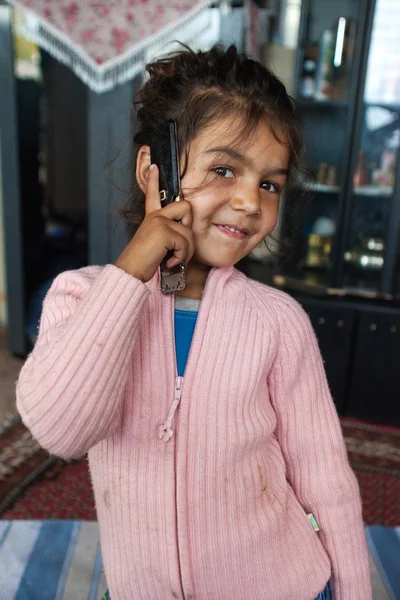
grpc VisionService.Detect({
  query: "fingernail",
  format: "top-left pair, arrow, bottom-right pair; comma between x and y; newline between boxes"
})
147,164 -> 155,180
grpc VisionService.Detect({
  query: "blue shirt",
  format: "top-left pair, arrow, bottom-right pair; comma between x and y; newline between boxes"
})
174,309 -> 198,376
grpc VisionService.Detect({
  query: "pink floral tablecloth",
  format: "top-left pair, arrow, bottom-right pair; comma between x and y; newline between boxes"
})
5,0 -> 220,92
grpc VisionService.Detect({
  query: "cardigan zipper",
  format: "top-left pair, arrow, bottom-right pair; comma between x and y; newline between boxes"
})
161,286 -> 209,599
157,293 -> 187,599
158,376 -> 183,442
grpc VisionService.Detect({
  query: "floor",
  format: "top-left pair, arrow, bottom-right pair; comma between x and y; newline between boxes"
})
0,327 -> 24,421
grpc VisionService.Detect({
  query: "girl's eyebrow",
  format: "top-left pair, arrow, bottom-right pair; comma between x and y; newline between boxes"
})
204,146 -> 289,178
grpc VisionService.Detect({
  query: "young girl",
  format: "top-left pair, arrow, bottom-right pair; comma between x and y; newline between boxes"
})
17,46 -> 371,600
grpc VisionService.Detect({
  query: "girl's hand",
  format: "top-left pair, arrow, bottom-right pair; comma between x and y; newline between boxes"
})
114,164 -> 194,283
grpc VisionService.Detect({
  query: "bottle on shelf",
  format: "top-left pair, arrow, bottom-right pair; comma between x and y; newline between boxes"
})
300,59 -> 317,97
332,17 -> 357,100
314,17 -> 357,101
315,29 -> 335,100
353,151 -> 369,187
315,163 -> 338,188
300,42 -> 318,98
380,133 -> 398,187
369,133 -> 398,190
316,162 -> 328,184
326,166 -> 338,186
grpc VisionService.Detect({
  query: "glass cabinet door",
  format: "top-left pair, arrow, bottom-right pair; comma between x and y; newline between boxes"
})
280,0 -> 363,288
342,0 -> 400,295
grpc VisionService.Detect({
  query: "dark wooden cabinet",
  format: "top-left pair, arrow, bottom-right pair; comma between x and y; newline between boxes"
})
250,0 -> 400,426
240,258 -> 400,425
298,296 -> 400,425
348,308 -> 400,425
276,0 -> 400,300
298,298 -> 356,414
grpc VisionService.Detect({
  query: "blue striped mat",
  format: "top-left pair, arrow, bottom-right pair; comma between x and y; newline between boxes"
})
0,521 -> 106,600
0,521 -> 398,599
367,526 -> 400,600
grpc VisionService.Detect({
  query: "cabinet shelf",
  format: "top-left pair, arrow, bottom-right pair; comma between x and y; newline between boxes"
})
310,183 -> 340,193
366,101 -> 400,113
300,100 -> 400,113
273,274 -> 394,302
353,185 -> 393,197
297,98 -> 348,108
308,183 -> 393,196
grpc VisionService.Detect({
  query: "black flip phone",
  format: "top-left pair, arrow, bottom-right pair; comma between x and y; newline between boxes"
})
150,120 -> 187,294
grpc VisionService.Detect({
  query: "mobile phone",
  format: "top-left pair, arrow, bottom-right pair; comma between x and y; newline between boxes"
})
150,120 -> 187,295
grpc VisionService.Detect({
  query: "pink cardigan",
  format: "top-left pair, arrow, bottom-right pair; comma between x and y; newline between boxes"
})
17,265 -> 372,600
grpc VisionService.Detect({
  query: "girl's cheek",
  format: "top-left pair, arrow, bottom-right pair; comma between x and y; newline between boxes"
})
261,206 -> 279,234
270,208 -> 279,228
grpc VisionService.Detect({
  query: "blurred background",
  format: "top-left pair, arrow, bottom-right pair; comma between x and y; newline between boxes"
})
0,2 -> 399,597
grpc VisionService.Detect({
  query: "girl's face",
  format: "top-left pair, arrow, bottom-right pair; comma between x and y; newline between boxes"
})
180,117 -> 290,268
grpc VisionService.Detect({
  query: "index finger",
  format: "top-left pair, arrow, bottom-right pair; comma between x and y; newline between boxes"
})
145,164 -> 162,215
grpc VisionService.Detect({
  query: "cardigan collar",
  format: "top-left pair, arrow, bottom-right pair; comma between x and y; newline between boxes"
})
146,265 -> 236,302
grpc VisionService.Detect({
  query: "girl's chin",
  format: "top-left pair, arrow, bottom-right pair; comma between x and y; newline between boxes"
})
191,256 -> 244,269
190,245 -> 252,269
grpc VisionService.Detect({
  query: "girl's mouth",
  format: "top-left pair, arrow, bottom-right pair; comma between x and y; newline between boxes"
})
215,224 -> 249,240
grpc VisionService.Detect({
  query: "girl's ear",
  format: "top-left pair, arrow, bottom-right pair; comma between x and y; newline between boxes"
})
136,145 -> 151,193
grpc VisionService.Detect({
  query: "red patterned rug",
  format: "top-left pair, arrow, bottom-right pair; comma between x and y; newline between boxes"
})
0,414 -> 95,520
1,414 -> 399,524
341,418 -> 400,526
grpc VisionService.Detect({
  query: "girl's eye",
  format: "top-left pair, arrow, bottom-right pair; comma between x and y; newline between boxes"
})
214,166 -> 234,179
261,181 -> 280,193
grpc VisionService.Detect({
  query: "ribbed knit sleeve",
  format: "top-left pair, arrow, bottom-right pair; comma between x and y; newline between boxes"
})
16,264 -> 149,459
267,294 -> 372,600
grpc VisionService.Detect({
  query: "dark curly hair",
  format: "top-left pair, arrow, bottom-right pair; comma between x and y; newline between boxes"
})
123,44 -> 307,245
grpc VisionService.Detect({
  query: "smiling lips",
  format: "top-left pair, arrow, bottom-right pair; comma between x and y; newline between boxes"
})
216,224 -> 249,239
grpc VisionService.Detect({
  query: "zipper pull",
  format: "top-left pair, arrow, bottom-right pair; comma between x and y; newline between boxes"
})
157,376 -> 183,442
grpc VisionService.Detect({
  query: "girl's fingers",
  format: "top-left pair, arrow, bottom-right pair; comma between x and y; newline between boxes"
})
144,168 -> 193,266
166,255 -> 183,269
179,204 -> 193,229
114,203 -> 194,282
145,164 -> 162,215
145,167 -> 192,230
164,221 -> 195,265
161,199 -> 192,227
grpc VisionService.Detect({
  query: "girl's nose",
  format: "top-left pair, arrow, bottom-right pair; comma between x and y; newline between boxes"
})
230,182 -> 261,216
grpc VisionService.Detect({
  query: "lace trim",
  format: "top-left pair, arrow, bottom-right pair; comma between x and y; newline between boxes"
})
5,1 -> 220,93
